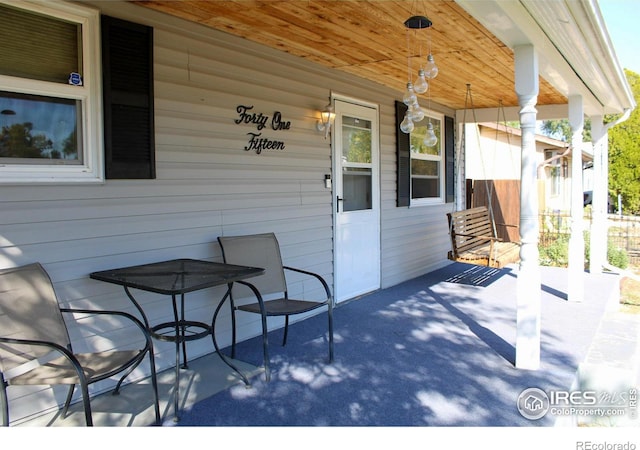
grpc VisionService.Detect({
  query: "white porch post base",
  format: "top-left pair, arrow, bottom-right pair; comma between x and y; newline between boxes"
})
516,263 -> 541,369
568,234 -> 585,301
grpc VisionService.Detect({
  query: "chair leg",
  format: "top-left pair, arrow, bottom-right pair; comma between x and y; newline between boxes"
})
328,304 -> 334,363
111,350 -> 161,425
147,346 -> 162,425
0,376 -> 8,426
282,315 -> 289,346
113,362 -> 140,395
260,312 -> 270,382
61,384 -> 75,418
78,382 -> 93,426
229,293 -> 237,360
62,383 -> 93,426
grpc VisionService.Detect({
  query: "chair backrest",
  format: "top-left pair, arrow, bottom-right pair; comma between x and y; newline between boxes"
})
218,233 -> 287,296
0,263 -> 71,372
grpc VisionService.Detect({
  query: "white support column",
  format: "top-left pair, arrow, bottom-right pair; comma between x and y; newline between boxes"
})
515,45 -> 541,370
590,117 -> 608,273
568,95 -> 585,302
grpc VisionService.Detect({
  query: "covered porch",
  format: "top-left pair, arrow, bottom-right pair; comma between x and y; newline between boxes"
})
16,262 -> 637,428
1,0 -> 636,432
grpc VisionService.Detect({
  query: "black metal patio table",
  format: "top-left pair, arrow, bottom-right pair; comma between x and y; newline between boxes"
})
90,258 -> 264,422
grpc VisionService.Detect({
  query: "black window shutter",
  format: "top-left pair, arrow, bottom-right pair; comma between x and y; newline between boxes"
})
396,101 -> 410,207
445,115 -> 455,203
102,15 -> 155,179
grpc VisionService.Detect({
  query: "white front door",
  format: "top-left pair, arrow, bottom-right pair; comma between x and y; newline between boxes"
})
333,98 -> 380,303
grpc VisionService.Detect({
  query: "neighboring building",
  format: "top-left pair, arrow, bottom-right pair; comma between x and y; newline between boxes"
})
465,122 -> 594,214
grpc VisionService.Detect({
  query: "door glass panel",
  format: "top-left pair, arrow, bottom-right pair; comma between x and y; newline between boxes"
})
341,115 -> 372,211
341,115 -> 371,163
343,168 -> 372,211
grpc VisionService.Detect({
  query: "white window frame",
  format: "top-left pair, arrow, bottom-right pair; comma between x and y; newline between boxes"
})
0,0 -> 103,184
410,110 -> 445,206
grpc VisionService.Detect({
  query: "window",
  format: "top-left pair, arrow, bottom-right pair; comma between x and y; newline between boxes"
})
395,101 -> 454,207
409,114 -> 444,204
0,1 -> 102,183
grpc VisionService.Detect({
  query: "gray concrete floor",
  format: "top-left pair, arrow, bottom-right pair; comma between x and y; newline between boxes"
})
13,354 -> 262,427
11,263 -> 640,428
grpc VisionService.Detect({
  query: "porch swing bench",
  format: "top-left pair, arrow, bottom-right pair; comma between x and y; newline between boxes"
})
446,206 -> 520,269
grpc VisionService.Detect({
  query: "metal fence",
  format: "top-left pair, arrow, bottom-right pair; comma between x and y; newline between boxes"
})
607,214 -> 640,266
538,211 -> 640,267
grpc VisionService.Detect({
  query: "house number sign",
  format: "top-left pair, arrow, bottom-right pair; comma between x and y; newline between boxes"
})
235,104 -> 291,154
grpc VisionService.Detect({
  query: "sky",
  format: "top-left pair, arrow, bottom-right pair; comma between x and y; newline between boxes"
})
599,0 -> 640,74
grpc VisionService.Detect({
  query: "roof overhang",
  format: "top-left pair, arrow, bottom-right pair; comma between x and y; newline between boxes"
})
132,0 -> 634,120
456,0 -> 635,118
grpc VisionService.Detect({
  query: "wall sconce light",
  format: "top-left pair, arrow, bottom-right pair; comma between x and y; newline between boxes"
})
317,101 -> 335,139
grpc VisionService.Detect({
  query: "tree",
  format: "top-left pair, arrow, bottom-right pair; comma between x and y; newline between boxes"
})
608,69 -> 640,214
62,128 -> 78,159
540,119 -> 591,142
0,122 -> 53,158
540,69 -> 640,215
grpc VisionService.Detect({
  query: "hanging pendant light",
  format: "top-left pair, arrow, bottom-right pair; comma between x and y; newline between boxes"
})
400,114 -> 414,133
413,68 -> 428,94
403,82 -> 418,106
423,121 -> 438,147
400,10 -> 438,135
424,54 -> 438,79
424,10 -> 438,80
409,103 -> 425,122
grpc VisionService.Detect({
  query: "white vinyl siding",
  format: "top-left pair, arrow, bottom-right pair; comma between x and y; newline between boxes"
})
0,1 -> 453,424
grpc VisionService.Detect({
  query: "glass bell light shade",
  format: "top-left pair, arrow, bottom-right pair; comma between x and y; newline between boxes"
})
413,69 -> 428,94
424,54 -> 438,79
320,106 -> 335,126
402,82 -> 418,106
400,113 -> 414,133
423,122 -> 438,147
409,103 -> 425,122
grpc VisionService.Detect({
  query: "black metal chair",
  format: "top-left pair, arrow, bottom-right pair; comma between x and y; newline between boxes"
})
0,263 -> 161,426
217,233 -> 334,381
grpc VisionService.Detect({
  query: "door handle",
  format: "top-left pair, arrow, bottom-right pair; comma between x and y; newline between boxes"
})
337,196 -> 343,213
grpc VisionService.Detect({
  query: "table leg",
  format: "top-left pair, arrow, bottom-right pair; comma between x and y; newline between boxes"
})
171,294 -> 181,421
126,286 -> 183,422
180,293 -> 188,369
123,286 -> 166,423
124,286 -> 151,329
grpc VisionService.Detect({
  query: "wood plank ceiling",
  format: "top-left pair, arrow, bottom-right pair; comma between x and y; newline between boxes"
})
133,0 -> 567,112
